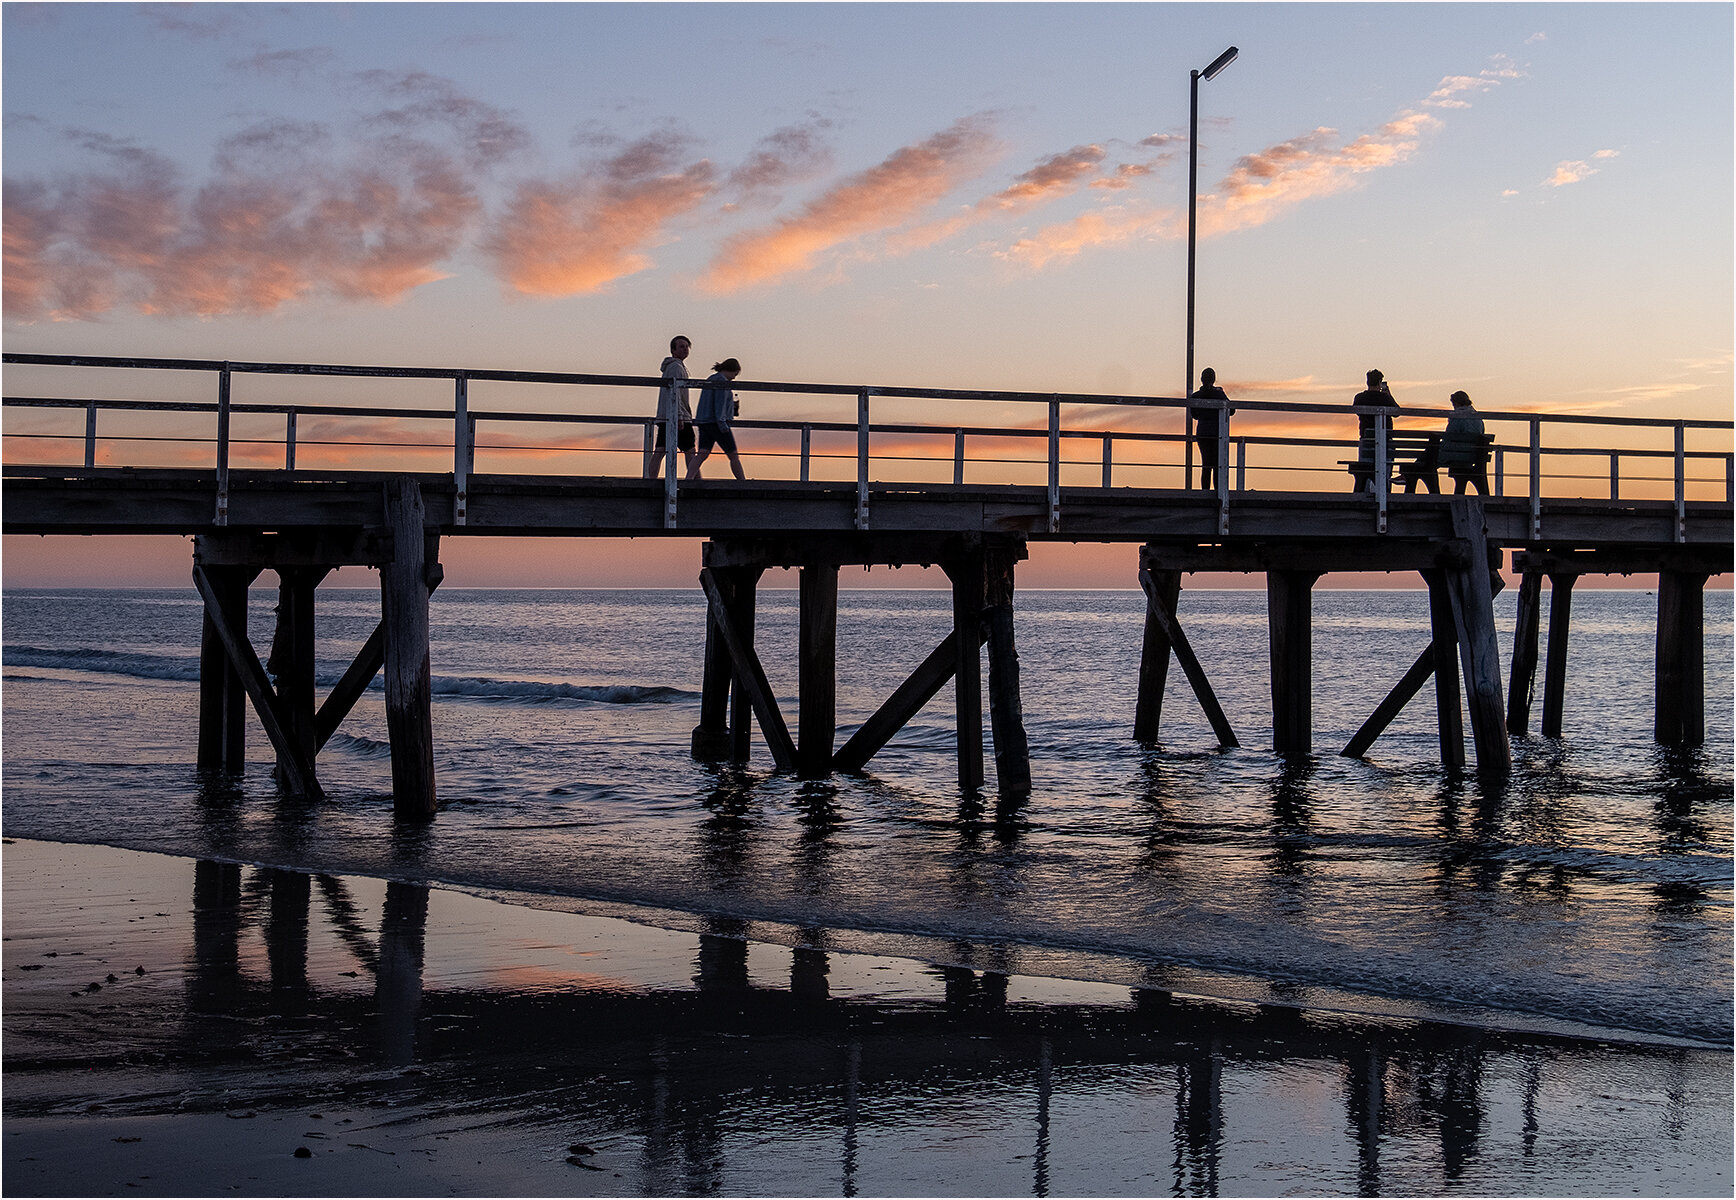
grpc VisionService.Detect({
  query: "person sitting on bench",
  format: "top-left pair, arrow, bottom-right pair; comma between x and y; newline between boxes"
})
1440,389 -> 1490,494
1396,434 -> 1441,494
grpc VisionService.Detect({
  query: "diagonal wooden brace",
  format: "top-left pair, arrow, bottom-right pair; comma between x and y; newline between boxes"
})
699,567 -> 797,771
314,565 -> 442,752
192,564 -> 322,799
832,627 -> 988,773
1138,567 -> 1239,748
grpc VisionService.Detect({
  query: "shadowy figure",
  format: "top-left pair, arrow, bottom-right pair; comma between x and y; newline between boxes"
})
647,334 -> 696,479
687,358 -> 747,481
1350,369 -> 1399,493
1188,366 -> 1233,491
1440,390 -> 1489,494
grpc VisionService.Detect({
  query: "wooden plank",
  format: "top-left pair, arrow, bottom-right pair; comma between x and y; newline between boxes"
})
1540,574 -> 1577,739
1506,569 -> 1543,735
381,478 -> 437,817
192,564 -> 321,799
1133,564 -> 1181,742
798,563 -> 839,778
1139,567 -> 1239,748
832,629 -> 983,773
698,567 -> 796,771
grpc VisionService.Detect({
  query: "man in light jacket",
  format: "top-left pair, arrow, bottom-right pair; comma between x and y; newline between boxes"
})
646,335 -> 695,479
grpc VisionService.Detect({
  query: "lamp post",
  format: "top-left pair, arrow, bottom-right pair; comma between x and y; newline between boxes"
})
1185,45 -> 1237,416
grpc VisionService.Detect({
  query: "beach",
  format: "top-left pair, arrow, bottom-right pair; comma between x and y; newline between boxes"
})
5,836 -> 1730,1197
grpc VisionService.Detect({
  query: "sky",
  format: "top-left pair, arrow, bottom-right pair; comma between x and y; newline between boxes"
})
3,2 -> 1731,589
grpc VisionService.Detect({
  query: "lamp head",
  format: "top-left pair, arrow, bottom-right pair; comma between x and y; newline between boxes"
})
1201,46 -> 1238,80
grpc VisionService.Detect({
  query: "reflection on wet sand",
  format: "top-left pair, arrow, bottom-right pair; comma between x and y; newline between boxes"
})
7,847 -> 1727,1198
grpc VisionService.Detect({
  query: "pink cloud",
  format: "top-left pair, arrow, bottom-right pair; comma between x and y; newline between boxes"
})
480,135 -> 717,296
698,116 -> 1002,292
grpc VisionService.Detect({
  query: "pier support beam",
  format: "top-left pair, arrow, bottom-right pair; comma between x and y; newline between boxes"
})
1136,554 -> 1238,748
947,545 -> 986,791
382,477 -> 438,818
197,565 -> 259,771
1540,574 -> 1578,740
1506,568 -> 1543,735
1425,569 -> 1466,770
698,566 -> 795,771
1656,570 -> 1708,746
266,566 -> 330,789
1444,500 -> 1511,776
1133,567 -> 1182,743
984,543 -> 1031,797
798,563 -> 840,778
1267,570 -> 1320,754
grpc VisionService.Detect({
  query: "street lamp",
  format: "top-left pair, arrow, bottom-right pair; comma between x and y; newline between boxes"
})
1185,45 -> 1237,416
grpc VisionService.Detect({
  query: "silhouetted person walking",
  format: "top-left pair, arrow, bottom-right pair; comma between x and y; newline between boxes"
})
1440,389 -> 1489,494
687,358 -> 747,481
1350,369 -> 1398,493
1189,367 -> 1233,491
647,335 -> 695,479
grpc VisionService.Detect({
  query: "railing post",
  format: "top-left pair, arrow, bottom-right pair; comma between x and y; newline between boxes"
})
84,400 -> 97,469
1609,451 -> 1619,501
215,363 -> 231,526
801,424 -> 812,483
664,384 -> 681,530
1235,437 -> 1246,493
1101,435 -> 1113,488
1726,453 -> 1734,505
453,375 -> 469,526
1374,413 -> 1388,535
955,429 -> 966,485
1495,446 -> 1505,497
855,388 -> 870,531
1529,417 -> 1542,541
1216,407 -> 1230,534
1674,422 -> 1686,543
1047,395 -> 1060,533
285,409 -> 297,471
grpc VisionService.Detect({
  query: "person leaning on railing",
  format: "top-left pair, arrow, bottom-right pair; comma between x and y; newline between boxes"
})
1438,389 -> 1489,495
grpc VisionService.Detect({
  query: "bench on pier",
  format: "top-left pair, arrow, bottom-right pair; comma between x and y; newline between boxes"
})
1341,433 -> 1494,493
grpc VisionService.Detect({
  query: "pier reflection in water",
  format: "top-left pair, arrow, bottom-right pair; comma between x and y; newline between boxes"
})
6,851 -> 1708,1197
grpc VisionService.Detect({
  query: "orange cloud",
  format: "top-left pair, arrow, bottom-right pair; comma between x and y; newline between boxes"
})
480,136 -> 717,296
892,143 -> 1108,252
698,116 -> 1002,292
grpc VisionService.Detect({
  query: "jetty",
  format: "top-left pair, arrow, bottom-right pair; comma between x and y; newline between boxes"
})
4,353 -> 1730,817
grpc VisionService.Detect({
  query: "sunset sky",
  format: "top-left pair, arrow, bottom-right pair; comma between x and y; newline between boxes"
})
3,2 -> 1731,588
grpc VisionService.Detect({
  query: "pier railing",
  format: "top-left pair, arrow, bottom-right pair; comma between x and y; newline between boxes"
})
4,353 -> 1731,535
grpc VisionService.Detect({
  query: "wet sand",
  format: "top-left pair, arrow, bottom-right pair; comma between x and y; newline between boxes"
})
4,837 -> 1730,1197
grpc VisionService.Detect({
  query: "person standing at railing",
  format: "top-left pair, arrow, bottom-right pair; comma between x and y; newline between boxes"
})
646,334 -> 696,480
1439,389 -> 1489,495
1350,368 -> 1398,493
1189,367 -> 1234,491
686,358 -> 747,481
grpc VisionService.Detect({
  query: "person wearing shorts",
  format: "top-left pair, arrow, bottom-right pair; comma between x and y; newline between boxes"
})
687,358 -> 746,481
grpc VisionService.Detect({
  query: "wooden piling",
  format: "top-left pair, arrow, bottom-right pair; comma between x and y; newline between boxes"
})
1267,570 -> 1319,754
1656,570 -> 1708,745
381,478 -> 437,818
1443,500 -> 1511,776
1506,568 -> 1543,735
1424,569 -> 1466,770
948,544 -> 986,791
267,566 -> 329,787
1540,574 -> 1578,739
1138,565 -> 1238,748
798,563 -> 840,778
984,544 -> 1032,797
197,563 -> 257,771
1134,564 -> 1182,743
697,567 -> 795,771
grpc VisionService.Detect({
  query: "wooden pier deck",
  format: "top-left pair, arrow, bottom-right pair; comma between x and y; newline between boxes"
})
4,353 -> 1730,816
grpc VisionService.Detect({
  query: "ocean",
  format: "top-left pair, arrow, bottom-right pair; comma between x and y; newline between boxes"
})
3,584 -> 1729,1048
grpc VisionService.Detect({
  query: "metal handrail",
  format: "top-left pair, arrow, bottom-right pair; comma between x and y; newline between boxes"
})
5,353 -> 1731,536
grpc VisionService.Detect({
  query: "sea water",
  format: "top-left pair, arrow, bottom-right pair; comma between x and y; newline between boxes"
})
2,586 -> 1730,1047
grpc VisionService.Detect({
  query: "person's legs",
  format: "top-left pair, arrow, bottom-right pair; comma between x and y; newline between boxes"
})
714,424 -> 746,480
686,424 -> 717,480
